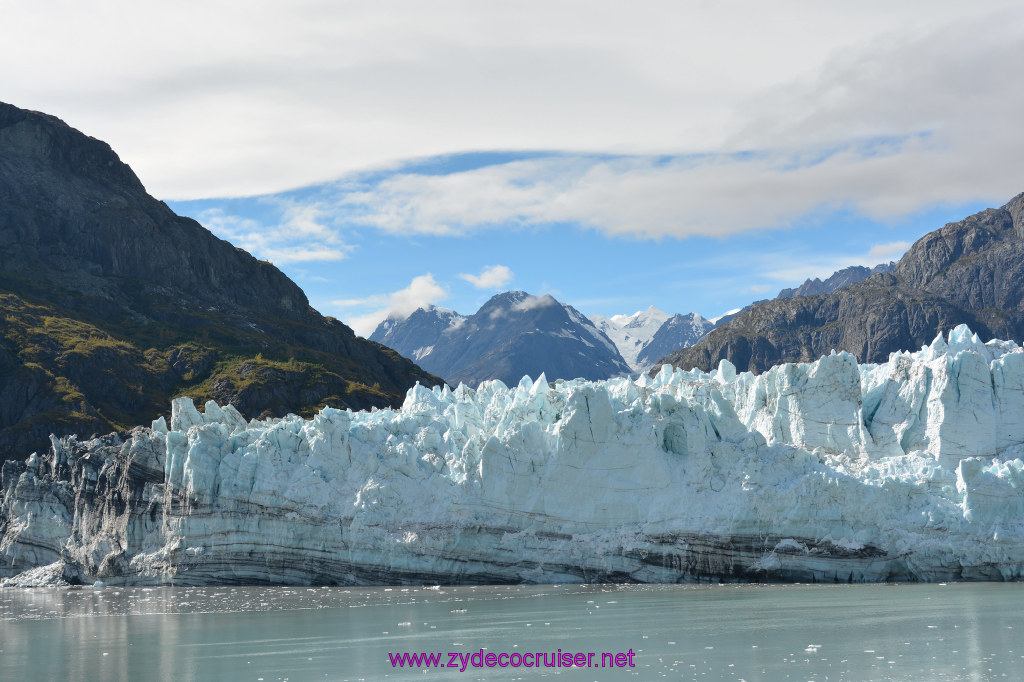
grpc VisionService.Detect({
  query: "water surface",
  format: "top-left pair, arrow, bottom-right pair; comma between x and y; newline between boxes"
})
2,582 -> 1022,680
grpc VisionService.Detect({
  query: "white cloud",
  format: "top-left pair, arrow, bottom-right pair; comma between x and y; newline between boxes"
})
763,240 -> 913,286
199,201 -> 351,265
288,9 -> 1024,242
333,274 -> 448,337
513,294 -> 558,312
3,2 -> 1018,201
458,265 -> 513,289
867,241 -> 911,262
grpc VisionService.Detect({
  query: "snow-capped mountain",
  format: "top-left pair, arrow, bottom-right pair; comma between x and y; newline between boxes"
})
635,312 -> 715,369
370,305 -> 466,362
6,325 -> 1024,587
590,306 -> 670,371
370,291 -> 631,387
593,307 -> 715,372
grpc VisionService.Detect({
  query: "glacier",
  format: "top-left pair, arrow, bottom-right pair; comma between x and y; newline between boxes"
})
2,324 -> 1024,587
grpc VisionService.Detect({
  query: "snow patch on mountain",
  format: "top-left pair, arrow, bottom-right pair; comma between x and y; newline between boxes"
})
591,306 -> 671,371
636,312 -> 715,370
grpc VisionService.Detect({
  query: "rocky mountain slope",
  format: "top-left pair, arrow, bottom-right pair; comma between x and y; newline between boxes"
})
0,102 -> 437,460
371,291 -> 631,386
663,193 -> 1024,373
370,306 -> 466,363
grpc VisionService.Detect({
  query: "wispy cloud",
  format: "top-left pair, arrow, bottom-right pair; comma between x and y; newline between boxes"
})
512,294 -> 558,312
762,241 -> 912,286
269,11 -> 1023,244
333,274 -> 448,337
458,264 -> 514,289
199,200 -> 351,264
867,241 -> 911,262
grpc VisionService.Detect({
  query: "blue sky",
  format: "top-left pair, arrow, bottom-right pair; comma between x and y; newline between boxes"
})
4,1 -> 1021,336
168,153 -> 992,335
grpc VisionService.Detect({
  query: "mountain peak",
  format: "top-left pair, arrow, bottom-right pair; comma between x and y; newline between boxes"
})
371,290 -> 629,386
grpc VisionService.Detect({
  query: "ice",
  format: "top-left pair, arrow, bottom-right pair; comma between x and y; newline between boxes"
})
2,324 -> 1024,586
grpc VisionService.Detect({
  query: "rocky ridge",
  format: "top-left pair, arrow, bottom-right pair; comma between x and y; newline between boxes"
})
663,194 -> 1024,373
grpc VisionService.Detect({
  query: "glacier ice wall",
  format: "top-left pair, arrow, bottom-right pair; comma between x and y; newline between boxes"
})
2,324 -> 1024,586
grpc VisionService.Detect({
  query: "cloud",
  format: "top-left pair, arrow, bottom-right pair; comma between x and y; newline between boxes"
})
512,294 -> 557,312
867,241 -> 911,262
333,274 -> 448,337
199,201 -> 351,264
762,240 -> 914,286
262,9 -> 1019,243
458,264 -> 513,289
4,2 -> 1018,201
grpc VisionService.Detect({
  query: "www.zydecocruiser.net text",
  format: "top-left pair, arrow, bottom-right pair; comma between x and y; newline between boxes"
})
389,648 -> 637,671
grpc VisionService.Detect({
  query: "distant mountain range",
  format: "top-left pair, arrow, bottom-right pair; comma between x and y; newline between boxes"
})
369,250 -> 932,388
371,291 -> 632,386
373,257 -> 904,384
0,102 -> 436,460
664,192 -> 1024,373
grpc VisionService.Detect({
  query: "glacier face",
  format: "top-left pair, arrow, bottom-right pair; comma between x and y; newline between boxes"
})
3,324 -> 1024,587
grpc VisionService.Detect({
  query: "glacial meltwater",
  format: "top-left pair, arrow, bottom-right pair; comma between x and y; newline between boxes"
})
2,583 -> 1022,681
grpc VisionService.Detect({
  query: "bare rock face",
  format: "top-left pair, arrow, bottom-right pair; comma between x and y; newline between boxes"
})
0,102 -> 438,459
665,193 -> 1024,373
4,327 -> 1024,587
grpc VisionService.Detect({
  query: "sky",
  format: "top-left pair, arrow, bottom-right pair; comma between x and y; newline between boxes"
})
3,1 -> 1022,336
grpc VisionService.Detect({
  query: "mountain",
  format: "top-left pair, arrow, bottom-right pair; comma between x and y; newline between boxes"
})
777,262 -> 897,299
371,306 -> 466,363
370,291 -> 631,386
6,325 -> 1024,586
590,306 -> 670,371
662,193 -> 1024,373
0,102 -> 437,460
635,312 -> 714,369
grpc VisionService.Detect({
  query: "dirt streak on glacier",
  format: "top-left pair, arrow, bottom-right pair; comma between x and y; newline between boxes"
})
2,324 -> 1023,587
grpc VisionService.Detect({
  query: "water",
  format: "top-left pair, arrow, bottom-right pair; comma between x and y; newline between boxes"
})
1,582 -> 1022,681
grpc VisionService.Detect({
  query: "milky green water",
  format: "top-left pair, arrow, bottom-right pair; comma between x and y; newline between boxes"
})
1,582 -> 1022,681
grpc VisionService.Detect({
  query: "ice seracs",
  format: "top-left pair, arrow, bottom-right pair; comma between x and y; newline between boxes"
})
2,324 -> 1024,586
